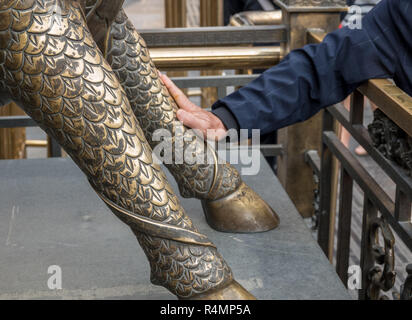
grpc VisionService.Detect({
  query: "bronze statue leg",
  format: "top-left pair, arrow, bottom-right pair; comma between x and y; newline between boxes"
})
0,0 -> 254,300
88,5 -> 280,233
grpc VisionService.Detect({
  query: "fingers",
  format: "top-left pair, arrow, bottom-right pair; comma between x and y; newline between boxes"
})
159,72 -> 199,112
159,70 -> 228,141
176,109 -> 203,130
177,109 -> 228,141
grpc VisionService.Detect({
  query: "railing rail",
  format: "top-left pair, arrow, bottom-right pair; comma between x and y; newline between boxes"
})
229,10 -> 283,26
149,46 -> 282,70
140,25 -> 287,47
143,26 -> 285,71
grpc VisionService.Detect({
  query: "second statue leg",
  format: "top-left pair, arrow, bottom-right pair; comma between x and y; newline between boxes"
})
97,8 -> 280,233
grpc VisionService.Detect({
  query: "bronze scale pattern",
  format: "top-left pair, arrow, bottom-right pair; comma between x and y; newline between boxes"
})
0,0 -> 279,299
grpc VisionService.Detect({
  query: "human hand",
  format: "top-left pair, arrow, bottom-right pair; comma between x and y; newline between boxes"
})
159,72 -> 228,141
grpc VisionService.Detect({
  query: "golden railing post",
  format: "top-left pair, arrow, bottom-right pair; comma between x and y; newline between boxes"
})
329,121 -> 341,260
200,0 -> 223,27
0,103 -> 26,160
200,0 -> 224,108
274,0 -> 347,218
307,29 -> 340,260
164,0 -> 188,93
165,0 -> 187,28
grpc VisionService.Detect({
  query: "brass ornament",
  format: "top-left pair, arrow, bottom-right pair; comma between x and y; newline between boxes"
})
368,109 -> 412,176
401,264 -> 412,300
365,217 -> 396,300
0,0 -> 256,300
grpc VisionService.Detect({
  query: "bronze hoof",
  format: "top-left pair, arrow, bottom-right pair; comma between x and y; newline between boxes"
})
202,182 -> 280,233
186,280 -> 257,300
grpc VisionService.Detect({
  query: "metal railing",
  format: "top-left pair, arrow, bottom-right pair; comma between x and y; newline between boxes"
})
140,26 -> 286,47
141,26 -> 286,71
305,30 -> 412,300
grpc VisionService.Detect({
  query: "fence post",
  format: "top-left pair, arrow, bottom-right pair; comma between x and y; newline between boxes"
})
0,103 -> 26,160
164,0 -> 188,93
200,0 -> 224,108
164,0 -> 187,28
273,0 -> 347,218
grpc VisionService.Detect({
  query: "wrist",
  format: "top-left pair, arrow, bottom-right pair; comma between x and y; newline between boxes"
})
211,106 -> 239,132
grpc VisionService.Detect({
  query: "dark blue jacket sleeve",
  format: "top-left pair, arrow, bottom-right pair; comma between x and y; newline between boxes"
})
212,0 -> 412,136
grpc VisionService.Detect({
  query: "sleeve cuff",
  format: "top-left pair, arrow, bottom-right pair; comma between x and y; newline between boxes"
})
211,102 -> 240,132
